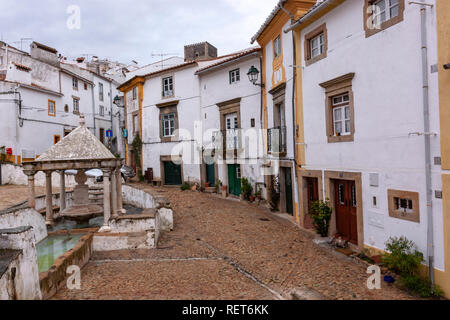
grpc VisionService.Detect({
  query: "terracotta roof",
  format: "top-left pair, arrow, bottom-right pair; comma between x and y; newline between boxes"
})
195,47 -> 261,74
35,121 -> 115,162
31,41 -> 58,54
251,0 -> 288,44
12,62 -> 32,71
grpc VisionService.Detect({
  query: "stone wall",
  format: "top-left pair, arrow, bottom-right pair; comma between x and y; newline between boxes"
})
0,226 -> 42,300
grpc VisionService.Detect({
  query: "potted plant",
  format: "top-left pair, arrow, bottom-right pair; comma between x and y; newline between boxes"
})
241,177 -> 253,201
205,182 -> 210,188
309,200 -> 333,238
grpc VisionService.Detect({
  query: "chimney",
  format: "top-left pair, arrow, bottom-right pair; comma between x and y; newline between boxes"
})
184,42 -> 217,62
30,42 -> 59,67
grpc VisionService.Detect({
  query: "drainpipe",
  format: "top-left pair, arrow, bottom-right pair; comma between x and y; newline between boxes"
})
279,2 -> 300,215
419,1 -> 434,287
91,83 -> 96,135
410,0 -> 434,285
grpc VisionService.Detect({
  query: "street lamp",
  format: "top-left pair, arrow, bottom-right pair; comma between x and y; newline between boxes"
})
113,95 -> 122,106
247,66 -> 264,87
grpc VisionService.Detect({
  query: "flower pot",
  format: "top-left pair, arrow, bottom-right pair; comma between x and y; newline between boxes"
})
205,182 -> 210,188
249,195 -> 255,202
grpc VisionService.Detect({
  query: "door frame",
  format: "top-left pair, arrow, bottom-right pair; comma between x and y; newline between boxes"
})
160,155 -> 184,186
278,160 -> 295,215
324,171 -> 364,249
200,151 -> 219,188
298,169 -> 323,229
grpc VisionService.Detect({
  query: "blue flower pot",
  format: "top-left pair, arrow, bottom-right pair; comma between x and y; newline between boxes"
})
384,275 -> 395,283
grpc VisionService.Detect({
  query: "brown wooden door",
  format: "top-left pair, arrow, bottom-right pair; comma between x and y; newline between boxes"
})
334,179 -> 358,244
99,128 -> 105,144
305,177 -> 318,229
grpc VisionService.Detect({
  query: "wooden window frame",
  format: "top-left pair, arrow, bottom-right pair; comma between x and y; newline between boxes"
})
387,189 -> 420,223
132,86 -> 137,100
162,76 -> 174,98
273,35 -> 282,59
48,99 -> 56,117
99,82 -> 104,102
72,77 -> 78,90
304,23 -> 328,66
319,73 -> 355,143
53,135 -> 61,144
157,102 -> 179,142
132,112 -> 139,135
363,0 -> 405,38
229,68 -> 240,84
99,105 -> 105,117
72,97 -> 80,115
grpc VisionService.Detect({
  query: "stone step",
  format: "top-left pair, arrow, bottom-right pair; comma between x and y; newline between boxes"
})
204,187 -> 217,193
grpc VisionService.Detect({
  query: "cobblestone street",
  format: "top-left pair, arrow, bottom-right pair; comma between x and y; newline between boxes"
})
51,184 -> 415,300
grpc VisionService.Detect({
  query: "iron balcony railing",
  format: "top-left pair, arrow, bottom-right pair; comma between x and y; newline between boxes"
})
267,126 -> 287,154
212,129 -> 242,151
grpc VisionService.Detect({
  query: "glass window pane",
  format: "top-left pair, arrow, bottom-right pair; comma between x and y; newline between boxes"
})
345,120 -> 351,133
390,5 -> 399,18
345,106 -> 350,119
334,108 -> 342,121
335,121 -> 342,134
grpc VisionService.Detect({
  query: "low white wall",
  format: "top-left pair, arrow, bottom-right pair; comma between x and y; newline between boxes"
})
0,207 -> 47,243
0,163 -> 96,187
0,226 -> 42,300
122,184 -> 155,208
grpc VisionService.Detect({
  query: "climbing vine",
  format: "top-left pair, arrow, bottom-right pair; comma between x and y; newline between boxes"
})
131,133 -> 144,181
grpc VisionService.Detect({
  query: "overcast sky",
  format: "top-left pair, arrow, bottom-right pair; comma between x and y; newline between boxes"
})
0,0 -> 276,65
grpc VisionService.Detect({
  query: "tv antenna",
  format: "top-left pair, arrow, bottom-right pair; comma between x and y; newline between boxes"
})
12,38 -> 33,51
151,52 -> 178,69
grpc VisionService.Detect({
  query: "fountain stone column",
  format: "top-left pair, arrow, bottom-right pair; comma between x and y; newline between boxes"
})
99,169 -> 112,233
24,170 -> 36,209
59,170 -> 66,212
116,166 -> 124,214
45,171 -> 54,226
111,168 -> 118,217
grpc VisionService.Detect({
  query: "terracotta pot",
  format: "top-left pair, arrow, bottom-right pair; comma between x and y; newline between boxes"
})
249,195 -> 255,202
222,186 -> 227,191
205,182 -> 210,188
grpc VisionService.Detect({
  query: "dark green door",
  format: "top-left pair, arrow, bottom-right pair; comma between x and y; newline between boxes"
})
228,164 -> 241,196
285,168 -> 293,215
206,163 -> 215,186
164,161 -> 182,185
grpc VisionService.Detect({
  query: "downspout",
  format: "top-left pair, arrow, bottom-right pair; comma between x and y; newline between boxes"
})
91,83 -> 96,135
419,1 -> 434,286
279,1 -> 300,215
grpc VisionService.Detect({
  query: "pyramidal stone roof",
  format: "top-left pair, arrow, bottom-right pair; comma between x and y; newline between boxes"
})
35,123 -> 115,162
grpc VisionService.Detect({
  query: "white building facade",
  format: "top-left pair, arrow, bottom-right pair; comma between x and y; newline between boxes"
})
295,0 -> 444,273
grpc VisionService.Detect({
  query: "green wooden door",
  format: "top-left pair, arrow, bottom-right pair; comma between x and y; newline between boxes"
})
285,167 -> 293,215
206,163 -> 215,186
228,164 -> 241,196
164,161 -> 182,185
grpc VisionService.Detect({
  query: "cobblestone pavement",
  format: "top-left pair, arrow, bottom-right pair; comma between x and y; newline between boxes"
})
53,184 -> 415,300
0,185 -> 49,210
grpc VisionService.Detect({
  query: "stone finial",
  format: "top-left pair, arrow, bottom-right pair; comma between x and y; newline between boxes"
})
79,113 -> 85,126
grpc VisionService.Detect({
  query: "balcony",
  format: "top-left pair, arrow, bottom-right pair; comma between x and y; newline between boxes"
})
267,126 -> 286,155
212,129 -> 242,151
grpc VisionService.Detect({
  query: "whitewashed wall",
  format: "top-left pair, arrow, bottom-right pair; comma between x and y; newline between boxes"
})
299,0 -> 443,269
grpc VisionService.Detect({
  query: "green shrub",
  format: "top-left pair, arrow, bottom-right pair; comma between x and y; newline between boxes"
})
309,200 -> 332,237
399,274 -> 443,298
241,178 -> 253,201
382,236 -> 442,298
180,183 -> 190,191
381,236 -> 423,276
